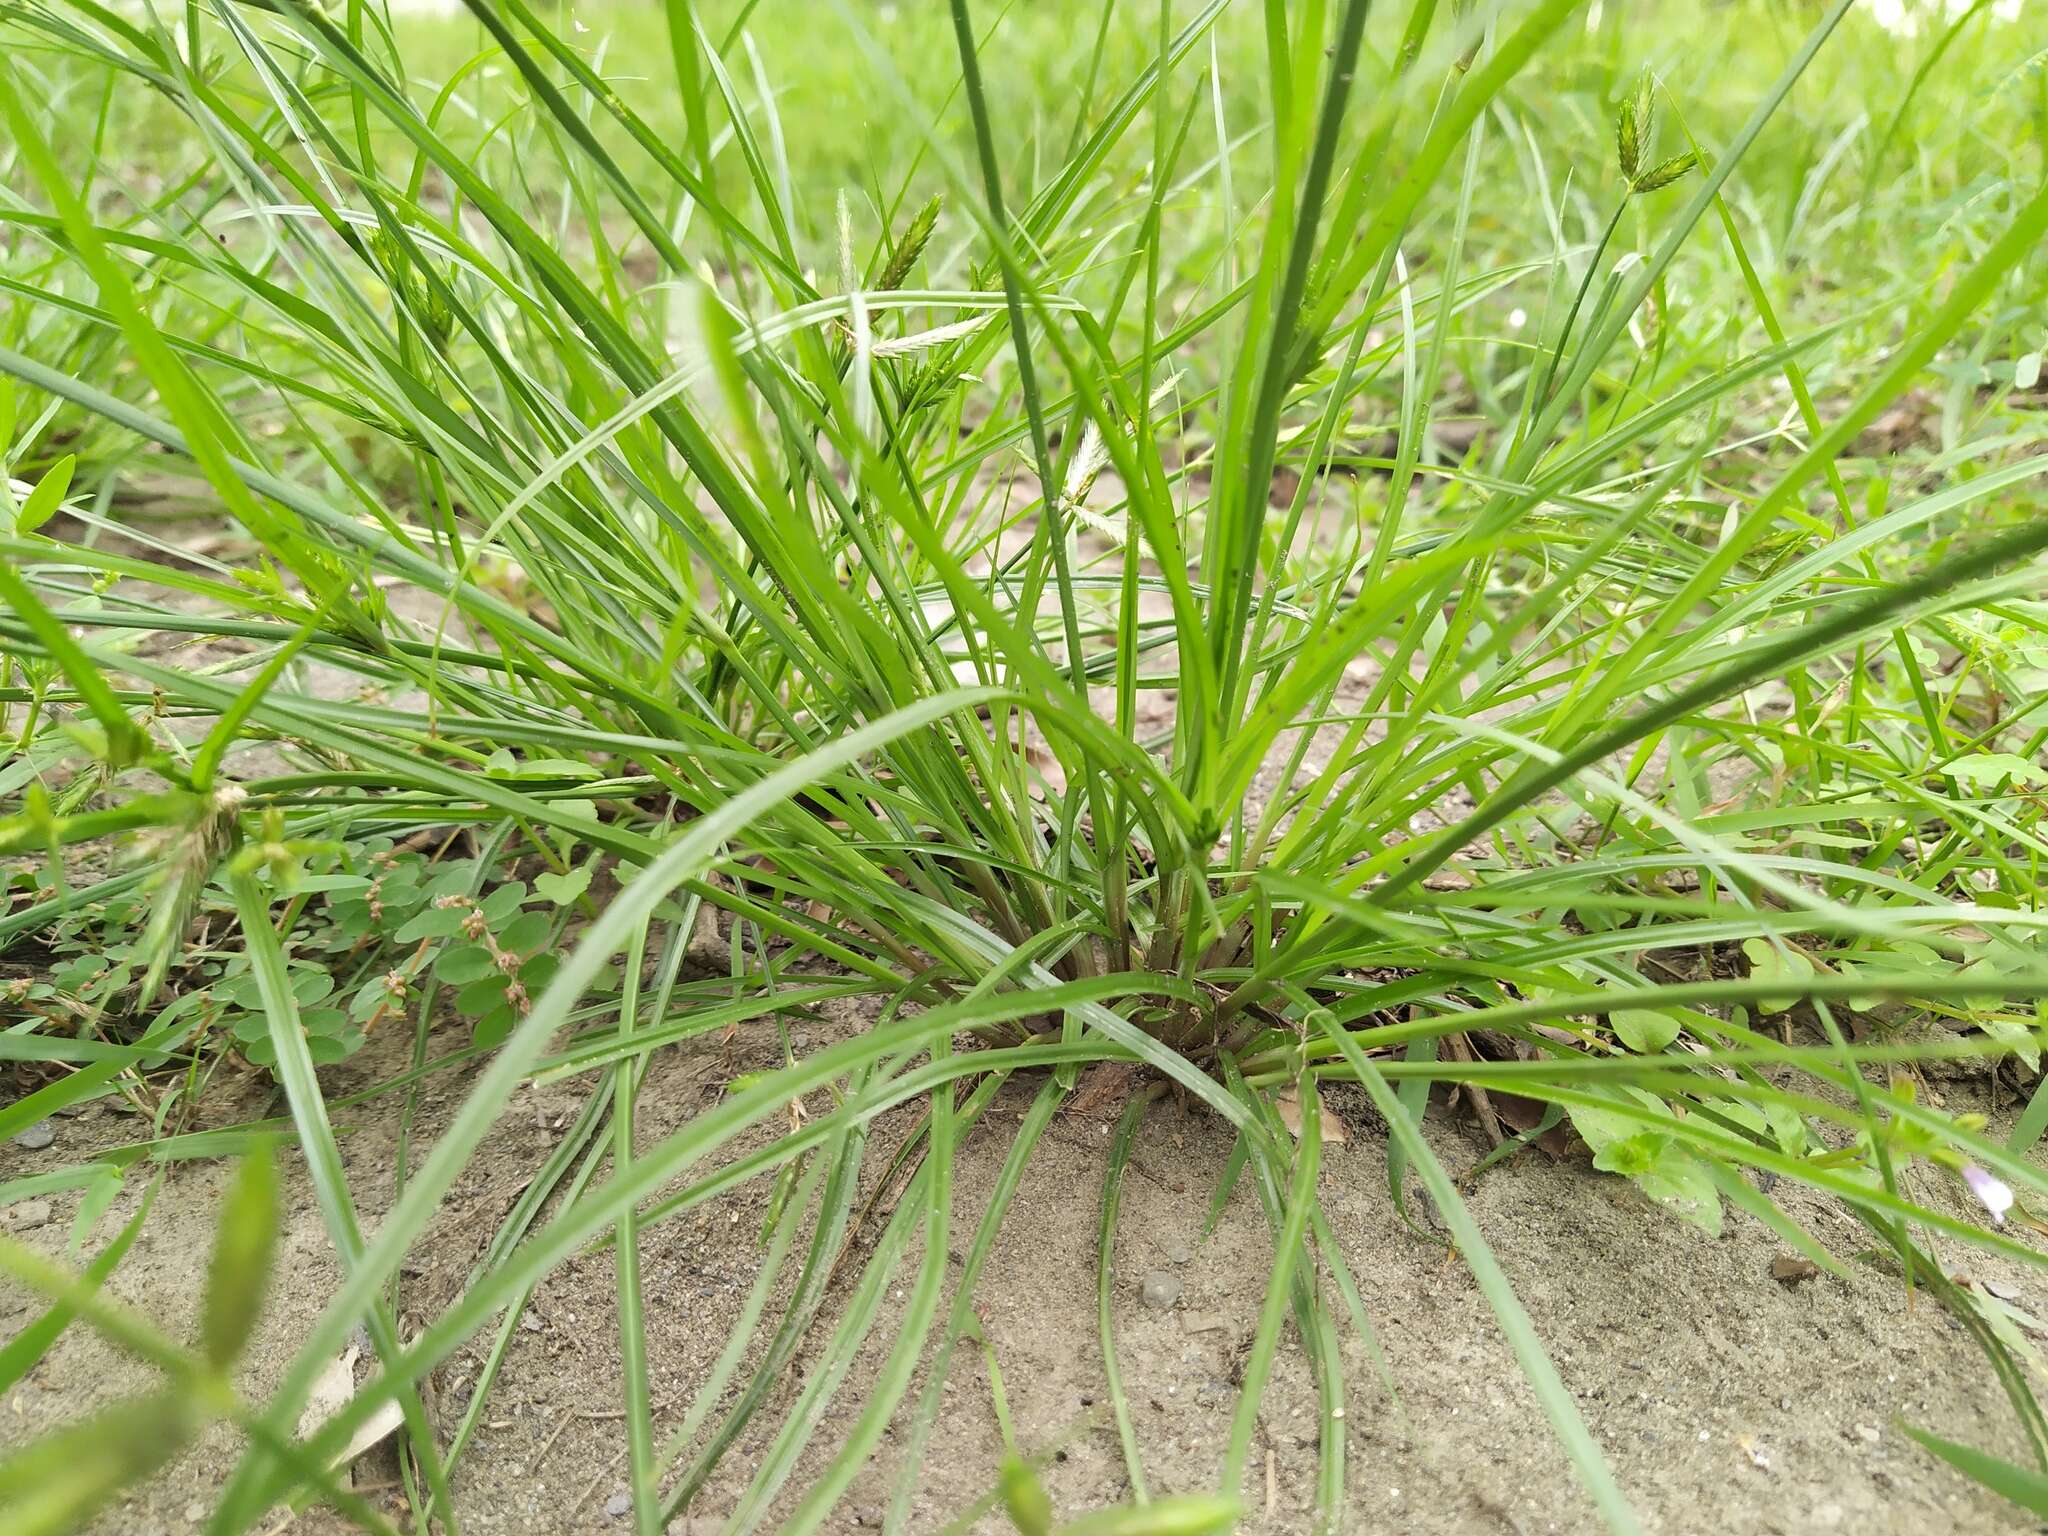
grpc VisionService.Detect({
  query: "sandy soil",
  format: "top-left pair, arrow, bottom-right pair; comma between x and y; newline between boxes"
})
3,999 -> 2041,1536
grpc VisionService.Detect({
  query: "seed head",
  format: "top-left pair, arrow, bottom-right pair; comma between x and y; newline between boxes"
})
877,194 -> 940,293
1631,151 -> 1700,195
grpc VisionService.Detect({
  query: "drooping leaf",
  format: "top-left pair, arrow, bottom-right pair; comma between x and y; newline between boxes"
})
11,454 -> 74,536
201,1145 -> 279,1369
1902,1425 -> 2048,1518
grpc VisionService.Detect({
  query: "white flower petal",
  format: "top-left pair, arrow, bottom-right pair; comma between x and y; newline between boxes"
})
1964,1164 -> 2014,1225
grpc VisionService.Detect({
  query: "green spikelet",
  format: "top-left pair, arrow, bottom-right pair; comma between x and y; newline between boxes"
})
1631,151 -> 1700,194
1616,95 -> 1641,182
877,194 -> 941,292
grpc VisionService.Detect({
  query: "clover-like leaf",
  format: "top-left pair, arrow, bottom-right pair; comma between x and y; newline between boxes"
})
533,865 -> 591,907
455,974 -> 511,1016
1946,752 -> 2048,790
497,909 -> 551,956
1612,1007 -> 1683,1054
472,1005 -> 515,1050
435,943 -> 500,986
1741,938 -> 1815,1013
1593,1129 -> 1669,1178
1637,1148 -> 1721,1236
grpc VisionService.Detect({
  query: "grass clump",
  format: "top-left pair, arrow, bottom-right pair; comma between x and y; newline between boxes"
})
3,0 -> 2048,1530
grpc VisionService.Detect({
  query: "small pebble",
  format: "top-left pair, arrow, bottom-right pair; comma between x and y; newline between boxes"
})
1140,1271 -> 1181,1310
1160,1237 -> 1194,1265
605,1492 -> 632,1520
12,1122 -> 55,1152
1855,1424 -> 1881,1444
2,1199 -> 53,1231
1182,1311 -> 1228,1335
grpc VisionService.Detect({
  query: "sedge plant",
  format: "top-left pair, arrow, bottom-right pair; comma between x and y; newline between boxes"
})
3,0 -> 2048,1530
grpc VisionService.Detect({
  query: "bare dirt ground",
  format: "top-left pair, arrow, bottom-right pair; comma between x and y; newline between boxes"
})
3,996 -> 2041,1536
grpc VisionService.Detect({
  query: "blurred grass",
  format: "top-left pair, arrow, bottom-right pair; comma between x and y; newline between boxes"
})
9,0 -> 2043,503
